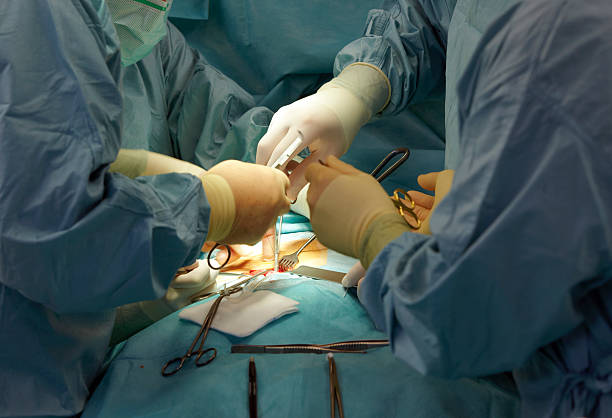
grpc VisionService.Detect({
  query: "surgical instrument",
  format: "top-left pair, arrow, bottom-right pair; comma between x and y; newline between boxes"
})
231,339 -> 389,354
271,132 -> 303,272
291,265 -> 345,283
190,270 -> 269,303
370,147 -> 410,182
249,357 -> 257,418
162,274 -> 267,376
390,188 -> 421,230
328,353 -> 344,418
270,131 -> 304,171
278,233 -> 317,271
274,216 -> 283,272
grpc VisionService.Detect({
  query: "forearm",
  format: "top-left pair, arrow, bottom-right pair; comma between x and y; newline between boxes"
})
110,149 -> 206,179
333,0 -> 451,114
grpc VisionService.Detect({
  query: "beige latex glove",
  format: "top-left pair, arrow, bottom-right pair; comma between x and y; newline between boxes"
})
256,63 -> 391,199
405,170 -> 455,235
341,170 -> 456,290
202,160 -> 291,245
305,156 -> 411,269
109,149 -> 206,178
139,260 -> 218,321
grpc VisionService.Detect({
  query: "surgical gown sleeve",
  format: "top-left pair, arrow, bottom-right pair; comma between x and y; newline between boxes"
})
156,22 -> 268,167
359,1 -> 612,378
0,0 -> 209,314
333,0 -> 456,114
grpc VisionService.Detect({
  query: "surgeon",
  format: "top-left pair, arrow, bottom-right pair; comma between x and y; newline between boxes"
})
303,0 -> 612,416
115,0 -> 272,168
256,0 -> 521,192
0,1 -> 290,417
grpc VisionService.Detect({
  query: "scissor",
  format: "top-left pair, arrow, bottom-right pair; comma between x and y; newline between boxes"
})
368,148 -> 421,230
390,188 -> 421,230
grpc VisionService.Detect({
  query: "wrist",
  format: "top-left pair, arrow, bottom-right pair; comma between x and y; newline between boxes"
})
109,149 -> 149,178
358,212 -> 411,269
321,62 -> 391,114
200,174 -> 236,242
317,63 -> 390,149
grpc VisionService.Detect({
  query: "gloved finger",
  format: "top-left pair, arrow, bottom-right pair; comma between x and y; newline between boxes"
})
434,170 -> 455,197
266,127 -> 306,170
256,121 -> 289,165
410,204 -> 431,223
342,261 -> 365,288
357,277 -> 365,294
272,166 -> 291,197
170,261 -> 214,289
175,260 -> 199,275
417,171 -> 440,191
273,170 -> 293,213
286,151 -> 323,200
406,190 -> 434,209
304,160 -> 342,210
323,155 -> 363,176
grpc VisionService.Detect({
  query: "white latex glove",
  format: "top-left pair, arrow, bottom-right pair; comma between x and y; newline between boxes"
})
139,260 -> 218,321
257,63 -> 390,199
342,261 -> 365,288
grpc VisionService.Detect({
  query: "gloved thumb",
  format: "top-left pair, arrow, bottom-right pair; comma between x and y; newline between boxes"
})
169,261 -> 218,289
342,261 -> 366,288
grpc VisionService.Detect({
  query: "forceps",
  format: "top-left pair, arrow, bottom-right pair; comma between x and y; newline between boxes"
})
328,353 -> 344,418
162,285 -> 242,377
231,339 -> 389,354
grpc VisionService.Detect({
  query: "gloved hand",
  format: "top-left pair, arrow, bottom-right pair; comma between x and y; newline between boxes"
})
257,63 -> 390,199
305,156 -> 410,268
139,260 -> 218,321
202,160 -> 291,245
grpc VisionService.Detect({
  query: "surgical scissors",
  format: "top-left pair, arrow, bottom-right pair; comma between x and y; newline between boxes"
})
390,188 -> 421,230
162,284 -> 243,377
369,148 -> 421,230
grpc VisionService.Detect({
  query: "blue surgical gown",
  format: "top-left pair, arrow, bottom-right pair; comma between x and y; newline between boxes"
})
0,1 -> 232,416
121,21 -> 273,168
334,0 -> 517,170
170,0 -> 448,192
360,0 -> 612,416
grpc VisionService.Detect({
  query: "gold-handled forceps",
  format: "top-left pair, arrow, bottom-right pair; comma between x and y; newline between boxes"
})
390,188 -> 421,230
